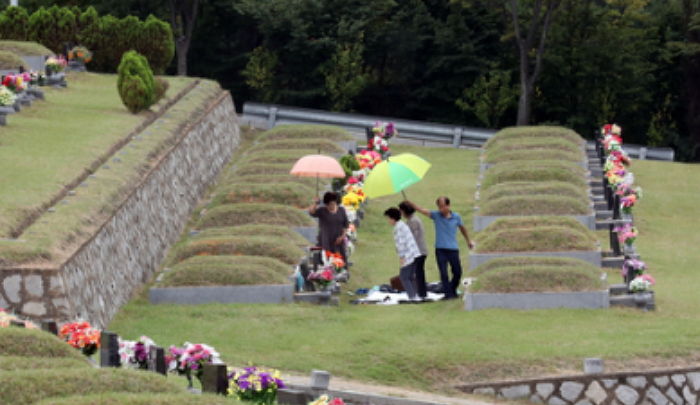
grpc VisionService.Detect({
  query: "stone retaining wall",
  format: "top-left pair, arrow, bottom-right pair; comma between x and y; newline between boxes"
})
0,89 -> 240,328
458,366 -> 700,404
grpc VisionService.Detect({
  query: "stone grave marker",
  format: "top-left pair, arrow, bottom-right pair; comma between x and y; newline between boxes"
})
41,320 -> 58,335
202,363 -> 229,395
99,331 -> 120,367
148,346 -> 167,375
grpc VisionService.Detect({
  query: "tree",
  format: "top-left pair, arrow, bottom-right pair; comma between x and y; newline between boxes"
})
506,0 -> 561,125
169,0 -> 199,76
322,36 -> 369,111
456,68 -> 517,128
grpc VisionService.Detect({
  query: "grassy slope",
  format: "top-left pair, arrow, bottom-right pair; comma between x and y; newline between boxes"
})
109,145 -> 700,391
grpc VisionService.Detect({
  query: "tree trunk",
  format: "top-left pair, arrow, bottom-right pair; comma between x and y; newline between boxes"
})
516,81 -> 533,125
176,40 -> 188,76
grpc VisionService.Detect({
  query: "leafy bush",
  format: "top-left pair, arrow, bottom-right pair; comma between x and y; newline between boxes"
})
154,76 -> 169,103
469,266 -> 605,293
230,163 -> 295,177
480,166 -> 588,190
0,328 -> 85,359
483,148 -> 584,164
28,6 -> 77,54
160,255 -> 291,286
257,124 -> 354,142
171,236 -> 304,265
477,216 -> 597,243
117,50 -> 155,113
0,6 -> 30,40
479,195 -> 591,216
197,203 -> 314,228
475,226 -> 598,253
247,139 -> 345,154
136,15 -> 175,74
210,182 -> 313,208
0,40 -> 52,56
0,368 -> 183,405
480,181 -> 589,202
484,126 -> 583,149
37,393 -> 234,405
0,50 -> 27,69
471,256 -> 602,276
0,356 -> 90,371
192,224 -> 310,247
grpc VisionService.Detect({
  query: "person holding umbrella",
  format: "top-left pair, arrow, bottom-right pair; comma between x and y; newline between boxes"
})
308,191 -> 350,263
407,197 -> 474,300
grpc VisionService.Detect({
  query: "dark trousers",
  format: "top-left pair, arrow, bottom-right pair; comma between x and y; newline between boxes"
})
435,248 -> 462,298
414,255 -> 427,298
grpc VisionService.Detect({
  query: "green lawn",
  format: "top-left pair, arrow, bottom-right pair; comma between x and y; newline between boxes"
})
109,144 -> 700,392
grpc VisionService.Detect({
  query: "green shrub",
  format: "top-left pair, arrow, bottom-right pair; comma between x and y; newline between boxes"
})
248,139 -> 345,154
257,124 -> 354,142
480,166 -> 587,190
0,356 -> 90,371
480,181 -> 589,202
37,393 -> 235,405
0,328 -> 85,359
161,255 -> 291,286
483,148 -> 584,164
0,50 -> 27,69
210,182 -> 313,208
197,203 -> 314,228
471,256 -> 602,276
28,6 -> 77,54
470,266 -> 605,293
479,195 -> 591,216
192,224 -> 310,247
0,368 -> 183,405
0,6 -> 30,40
154,76 -> 169,102
117,50 -> 155,113
230,163 -> 295,177
76,7 -> 100,53
0,40 -> 51,56
484,126 -> 583,147
478,216 -> 596,240
171,236 -> 304,265
475,226 -> 598,253
136,15 -> 174,74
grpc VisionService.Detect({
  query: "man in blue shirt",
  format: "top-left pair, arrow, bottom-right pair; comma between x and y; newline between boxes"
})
408,197 -> 473,299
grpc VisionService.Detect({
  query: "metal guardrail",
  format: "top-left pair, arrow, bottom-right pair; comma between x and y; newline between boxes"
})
242,102 -> 675,160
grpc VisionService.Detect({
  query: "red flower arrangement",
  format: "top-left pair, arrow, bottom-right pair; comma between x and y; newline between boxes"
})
59,321 -> 101,356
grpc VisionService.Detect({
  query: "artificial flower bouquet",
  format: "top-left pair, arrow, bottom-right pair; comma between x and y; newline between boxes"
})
2,74 -> 26,93
167,342 -> 221,386
621,258 -> 646,279
0,85 -> 17,107
309,394 -> 346,405
341,190 -> 364,210
68,46 -> 93,64
307,267 -> 335,289
45,56 -> 68,73
619,186 -> 641,214
59,321 -> 101,356
614,223 -> 638,247
629,274 -> 655,293
119,335 -> 156,369
228,366 -> 285,405
0,308 -> 38,328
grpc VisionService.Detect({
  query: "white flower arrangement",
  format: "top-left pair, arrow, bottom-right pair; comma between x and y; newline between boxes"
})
0,85 -> 16,107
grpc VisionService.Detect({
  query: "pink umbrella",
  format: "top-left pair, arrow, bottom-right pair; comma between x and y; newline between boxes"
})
290,154 -> 346,195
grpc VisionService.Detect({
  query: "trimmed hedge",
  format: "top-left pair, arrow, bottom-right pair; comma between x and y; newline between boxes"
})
0,356 -> 90,371
480,166 -> 588,190
484,126 -> 583,148
197,203 -> 314,228
0,328 -> 85,359
480,181 -> 589,202
192,224 -> 309,247
471,256 -> 602,276
479,195 -> 591,216
230,163 -> 296,177
0,368 -> 183,405
477,216 -> 596,240
483,148 -> 584,164
475,226 -> 598,253
160,255 -> 291,286
247,139 -> 345,154
470,266 -> 605,293
257,124 -> 354,142
210,182 -> 313,209
171,236 -> 304,265
0,40 -> 52,56
117,50 -> 156,113
37,393 -> 235,405
0,50 -> 27,69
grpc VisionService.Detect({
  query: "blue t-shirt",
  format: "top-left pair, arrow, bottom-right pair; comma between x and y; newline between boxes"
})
430,210 -> 463,250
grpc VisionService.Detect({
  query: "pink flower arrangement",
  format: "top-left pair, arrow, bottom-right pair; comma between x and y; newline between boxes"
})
614,223 -> 638,246
167,342 -> 221,385
621,258 -> 646,278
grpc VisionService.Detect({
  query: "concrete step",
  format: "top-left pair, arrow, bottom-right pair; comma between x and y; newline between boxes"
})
594,201 -> 608,209
609,283 -> 628,296
602,256 -> 624,268
596,219 -> 632,230
609,292 -> 655,311
596,210 -> 613,220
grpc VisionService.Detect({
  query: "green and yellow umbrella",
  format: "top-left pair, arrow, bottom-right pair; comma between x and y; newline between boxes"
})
363,153 -> 431,199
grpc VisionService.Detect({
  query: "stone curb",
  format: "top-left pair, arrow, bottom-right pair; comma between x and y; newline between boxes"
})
464,290 -> 610,311
149,284 -> 294,304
